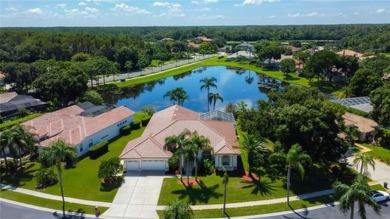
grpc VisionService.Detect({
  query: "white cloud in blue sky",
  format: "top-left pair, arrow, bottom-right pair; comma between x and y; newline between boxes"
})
0,0 -> 389,26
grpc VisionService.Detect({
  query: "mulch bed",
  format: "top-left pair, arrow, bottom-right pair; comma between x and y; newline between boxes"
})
241,171 -> 260,182
177,178 -> 199,186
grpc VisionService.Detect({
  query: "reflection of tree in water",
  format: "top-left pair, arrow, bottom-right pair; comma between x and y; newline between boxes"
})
245,71 -> 254,84
157,78 -> 166,85
121,84 -> 146,99
96,84 -> 123,106
173,71 -> 193,81
226,66 -> 246,75
194,67 -> 207,74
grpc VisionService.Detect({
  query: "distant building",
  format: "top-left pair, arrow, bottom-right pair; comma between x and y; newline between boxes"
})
196,36 -> 212,42
226,51 -> 256,61
161,37 -> 174,42
235,43 -> 255,53
336,49 -> 363,59
342,112 -> 378,141
23,102 -> 134,157
0,92 -> 46,116
332,96 -> 373,113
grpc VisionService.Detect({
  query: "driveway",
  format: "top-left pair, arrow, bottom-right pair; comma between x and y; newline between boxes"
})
102,171 -> 166,219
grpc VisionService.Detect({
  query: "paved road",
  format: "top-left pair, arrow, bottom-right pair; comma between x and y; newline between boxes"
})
94,54 -> 216,85
0,201 -> 95,219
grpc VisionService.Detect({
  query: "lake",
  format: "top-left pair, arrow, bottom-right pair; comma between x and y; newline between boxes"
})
116,66 -> 283,112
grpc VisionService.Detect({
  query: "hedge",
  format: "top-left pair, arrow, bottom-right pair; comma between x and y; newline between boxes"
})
141,118 -> 151,127
89,141 -> 108,159
120,125 -> 131,135
130,121 -> 141,130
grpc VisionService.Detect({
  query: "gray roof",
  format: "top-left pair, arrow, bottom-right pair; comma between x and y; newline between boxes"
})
200,110 -> 236,124
0,95 -> 46,114
237,43 -> 254,48
331,96 -> 373,113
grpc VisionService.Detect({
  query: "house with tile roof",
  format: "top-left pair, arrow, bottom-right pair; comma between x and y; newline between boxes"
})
23,102 -> 135,157
336,49 -> 363,60
0,92 -> 46,117
120,105 -> 240,172
342,112 -> 378,141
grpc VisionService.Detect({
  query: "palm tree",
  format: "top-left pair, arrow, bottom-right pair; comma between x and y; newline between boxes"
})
39,140 -> 77,217
164,90 -> 178,105
200,77 -> 217,111
285,144 -> 311,215
164,200 -> 193,219
333,175 -> 380,219
241,133 -> 267,176
164,130 -> 191,182
222,168 -> 229,214
353,152 -> 375,175
208,92 -> 223,111
164,87 -> 188,106
188,131 -> 212,182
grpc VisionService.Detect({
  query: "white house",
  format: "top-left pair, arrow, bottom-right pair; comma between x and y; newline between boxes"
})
23,102 -> 135,157
119,105 -> 240,172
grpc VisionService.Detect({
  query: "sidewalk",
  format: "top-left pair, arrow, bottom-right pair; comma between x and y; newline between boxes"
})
0,183 -> 111,208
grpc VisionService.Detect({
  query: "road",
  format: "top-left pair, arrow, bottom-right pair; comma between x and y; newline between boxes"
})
93,54 -> 215,85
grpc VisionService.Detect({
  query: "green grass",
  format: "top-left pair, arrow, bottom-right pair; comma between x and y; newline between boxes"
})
158,164 -> 333,206
0,189 -> 108,215
1,118 -> 146,202
0,113 -> 42,131
362,143 -> 390,165
370,184 -> 387,191
157,194 -> 337,218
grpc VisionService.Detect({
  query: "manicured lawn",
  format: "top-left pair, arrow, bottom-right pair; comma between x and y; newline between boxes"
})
157,194 -> 337,218
1,121 -> 146,202
0,189 -> 108,215
362,143 -> 390,165
158,164 -> 333,205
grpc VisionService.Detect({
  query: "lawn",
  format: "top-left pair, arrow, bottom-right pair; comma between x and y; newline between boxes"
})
362,143 -> 390,165
0,116 -> 146,202
0,189 -> 108,215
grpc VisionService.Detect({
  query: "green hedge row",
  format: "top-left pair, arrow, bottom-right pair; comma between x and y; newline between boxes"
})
120,125 -> 131,135
89,141 -> 108,159
131,121 -> 141,130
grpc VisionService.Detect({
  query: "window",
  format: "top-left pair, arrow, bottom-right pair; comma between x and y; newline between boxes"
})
80,145 -> 83,152
222,156 -> 230,166
89,139 -> 93,147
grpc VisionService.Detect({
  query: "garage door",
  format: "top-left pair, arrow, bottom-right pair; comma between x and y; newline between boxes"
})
126,161 -> 139,171
141,160 -> 166,171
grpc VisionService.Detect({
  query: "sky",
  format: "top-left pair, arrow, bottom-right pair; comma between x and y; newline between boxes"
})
1,0 -> 389,27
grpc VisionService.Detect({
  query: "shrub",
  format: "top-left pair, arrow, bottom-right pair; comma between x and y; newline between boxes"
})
98,157 -> 122,181
35,168 -> 57,188
168,154 -> 179,171
89,141 -> 108,159
200,158 -> 215,175
376,128 -> 390,148
141,118 -> 150,127
120,125 -> 131,135
130,121 -> 141,130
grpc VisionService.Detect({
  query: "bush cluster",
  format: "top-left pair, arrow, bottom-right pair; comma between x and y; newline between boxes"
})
89,141 -> 109,159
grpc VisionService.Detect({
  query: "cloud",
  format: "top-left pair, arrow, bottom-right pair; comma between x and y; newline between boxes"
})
112,3 -> 151,14
268,15 -> 276,18
194,7 -> 211,12
5,7 -> 18,12
196,14 -> 225,19
57,4 -> 66,9
192,0 -> 219,4
27,8 -> 42,14
288,12 -> 301,18
235,0 -> 279,6
79,2 -> 87,6
376,8 -> 385,14
287,11 -> 345,18
85,7 -> 98,13
153,2 -> 184,18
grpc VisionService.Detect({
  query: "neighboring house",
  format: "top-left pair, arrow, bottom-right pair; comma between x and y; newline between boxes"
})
342,112 -> 378,141
235,43 -> 255,53
196,36 -> 212,42
23,102 -> 134,157
336,49 -> 363,60
332,96 -> 373,113
188,41 -> 200,48
120,105 -> 240,172
161,37 -> 174,42
262,58 -> 281,70
226,51 -> 256,61
0,92 -> 46,116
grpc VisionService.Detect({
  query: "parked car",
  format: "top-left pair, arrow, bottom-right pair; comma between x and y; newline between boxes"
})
371,190 -> 390,202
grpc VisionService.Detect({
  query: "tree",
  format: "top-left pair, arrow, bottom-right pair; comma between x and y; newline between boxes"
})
333,175 -> 380,219
284,144 -> 311,216
115,46 -> 139,71
81,90 -> 104,105
208,92 -> 223,111
304,50 -> 338,81
124,60 -> 133,78
222,168 -> 229,215
370,84 -> 390,126
348,69 -> 383,96
140,105 -> 156,117
163,87 -> 188,106
280,58 -> 296,76
241,133 -> 267,176
200,77 -> 217,111
39,140 -> 77,217
353,152 -> 375,175
187,131 -> 211,182
255,41 -> 282,60
164,200 -> 193,219
98,157 -> 122,182
293,51 -> 310,64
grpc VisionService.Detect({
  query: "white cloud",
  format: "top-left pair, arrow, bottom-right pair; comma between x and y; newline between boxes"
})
196,14 -> 225,19
307,12 -> 318,17
288,12 -> 301,18
192,0 -> 219,4
235,0 -> 279,6
112,3 -> 151,14
376,8 -> 385,14
153,1 -> 184,18
268,15 -> 276,18
5,7 -> 18,12
57,4 -> 66,9
287,11 -> 346,18
27,8 -> 42,14
79,2 -> 87,6
85,7 -> 98,13
194,7 -> 211,12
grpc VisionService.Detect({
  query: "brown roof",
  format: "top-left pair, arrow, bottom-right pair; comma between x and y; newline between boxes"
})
0,92 -> 18,104
336,50 -> 363,59
23,105 -> 134,147
120,105 -> 239,159
342,112 -> 378,133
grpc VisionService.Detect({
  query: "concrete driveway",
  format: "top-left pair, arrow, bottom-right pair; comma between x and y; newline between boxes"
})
102,171 -> 166,219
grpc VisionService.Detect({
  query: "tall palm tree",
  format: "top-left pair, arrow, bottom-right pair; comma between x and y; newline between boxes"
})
164,90 -> 178,105
164,200 -> 193,219
222,168 -> 229,214
353,152 -> 375,175
208,92 -> 223,111
39,140 -> 77,217
200,77 -> 217,111
241,133 -> 267,176
174,87 -> 188,106
285,144 -> 311,215
333,175 -> 380,219
188,131 -> 212,182
164,130 -> 191,182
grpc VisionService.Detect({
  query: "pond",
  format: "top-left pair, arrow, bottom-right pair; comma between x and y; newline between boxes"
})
116,66 -> 283,112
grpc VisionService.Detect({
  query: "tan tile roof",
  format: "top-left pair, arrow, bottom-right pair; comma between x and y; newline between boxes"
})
0,92 -> 18,104
342,112 -> 378,133
23,105 -> 134,147
336,50 -> 363,59
120,105 -> 239,160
